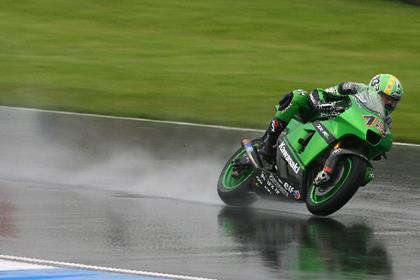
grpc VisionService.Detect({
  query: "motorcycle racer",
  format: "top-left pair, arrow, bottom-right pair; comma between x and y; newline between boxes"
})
259,74 -> 404,164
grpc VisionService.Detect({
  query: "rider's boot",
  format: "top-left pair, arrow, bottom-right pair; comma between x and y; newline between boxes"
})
259,118 -> 287,167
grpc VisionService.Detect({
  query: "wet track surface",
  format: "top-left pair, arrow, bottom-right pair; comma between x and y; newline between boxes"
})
0,107 -> 420,279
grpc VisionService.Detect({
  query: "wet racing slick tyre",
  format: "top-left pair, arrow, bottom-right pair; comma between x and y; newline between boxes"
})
306,155 -> 366,216
217,142 -> 260,206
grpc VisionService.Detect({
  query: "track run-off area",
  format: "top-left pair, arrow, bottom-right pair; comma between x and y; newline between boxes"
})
0,106 -> 420,280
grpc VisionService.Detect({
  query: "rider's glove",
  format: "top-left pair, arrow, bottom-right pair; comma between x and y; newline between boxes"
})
309,89 -> 346,116
309,89 -> 326,109
316,102 -> 346,113
317,102 -> 346,117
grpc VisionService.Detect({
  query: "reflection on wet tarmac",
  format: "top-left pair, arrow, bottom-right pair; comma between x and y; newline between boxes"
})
218,207 -> 392,279
0,189 -> 15,237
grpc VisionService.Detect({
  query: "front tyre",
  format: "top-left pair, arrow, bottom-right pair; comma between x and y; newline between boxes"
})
217,143 -> 259,206
306,156 -> 366,216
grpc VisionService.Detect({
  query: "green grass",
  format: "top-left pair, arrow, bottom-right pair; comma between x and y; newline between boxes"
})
0,0 -> 419,142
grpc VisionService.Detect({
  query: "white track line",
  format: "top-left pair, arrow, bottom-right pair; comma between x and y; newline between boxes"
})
1,105 -> 419,147
0,259 -> 54,270
0,105 -> 261,132
0,255 -> 217,280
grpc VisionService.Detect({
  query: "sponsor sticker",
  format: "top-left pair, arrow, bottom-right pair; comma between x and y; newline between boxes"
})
268,174 -> 288,197
278,141 -> 301,174
370,76 -> 380,91
292,190 -> 301,200
255,169 -> 302,200
316,123 -> 330,139
363,115 -> 386,136
313,121 -> 336,144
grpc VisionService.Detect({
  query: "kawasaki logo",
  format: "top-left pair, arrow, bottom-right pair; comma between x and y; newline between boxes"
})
279,141 -> 301,174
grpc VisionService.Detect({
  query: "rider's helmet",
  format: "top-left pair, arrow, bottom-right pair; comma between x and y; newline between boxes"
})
369,74 -> 403,113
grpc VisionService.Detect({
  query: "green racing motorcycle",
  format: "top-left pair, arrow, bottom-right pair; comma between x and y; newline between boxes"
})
217,88 -> 392,216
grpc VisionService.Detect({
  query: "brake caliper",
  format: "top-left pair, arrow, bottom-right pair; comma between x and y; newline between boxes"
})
231,155 -> 251,177
314,170 -> 331,186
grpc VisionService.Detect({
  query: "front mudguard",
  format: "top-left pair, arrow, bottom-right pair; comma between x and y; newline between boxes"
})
324,148 -> 374,187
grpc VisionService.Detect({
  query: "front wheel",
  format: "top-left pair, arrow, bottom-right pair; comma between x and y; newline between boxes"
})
217,141 -> 260,206
306,156 -> 366,216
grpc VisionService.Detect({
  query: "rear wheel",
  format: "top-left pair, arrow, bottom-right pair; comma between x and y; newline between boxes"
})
217,142 -> 260,206
306,156 -> 366,216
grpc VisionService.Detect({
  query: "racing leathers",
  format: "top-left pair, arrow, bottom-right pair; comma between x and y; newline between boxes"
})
259,82 -> 392,163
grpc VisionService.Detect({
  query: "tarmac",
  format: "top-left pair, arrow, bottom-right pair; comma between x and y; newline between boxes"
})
0,107 -> 419,280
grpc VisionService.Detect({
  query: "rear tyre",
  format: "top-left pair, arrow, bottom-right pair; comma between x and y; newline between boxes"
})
217,141 -> 260,206
306,156 -> 366,216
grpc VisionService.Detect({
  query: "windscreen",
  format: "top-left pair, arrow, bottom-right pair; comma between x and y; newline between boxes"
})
354,87 -> 386,119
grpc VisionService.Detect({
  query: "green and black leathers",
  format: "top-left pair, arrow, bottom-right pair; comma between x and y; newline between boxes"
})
261,82 -> 392,161
274,82 -> 369,128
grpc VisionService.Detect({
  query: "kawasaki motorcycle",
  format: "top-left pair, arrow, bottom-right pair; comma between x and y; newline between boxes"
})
217,89 -> 392,216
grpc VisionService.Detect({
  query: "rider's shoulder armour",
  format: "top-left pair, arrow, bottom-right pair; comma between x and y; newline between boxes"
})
337,82 -> 366,95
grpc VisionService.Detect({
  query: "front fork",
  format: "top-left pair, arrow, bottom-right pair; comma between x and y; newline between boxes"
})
314,142 -> 375,186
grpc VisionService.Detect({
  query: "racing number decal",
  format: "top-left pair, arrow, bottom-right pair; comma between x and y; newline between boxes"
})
363,115 -> 386,136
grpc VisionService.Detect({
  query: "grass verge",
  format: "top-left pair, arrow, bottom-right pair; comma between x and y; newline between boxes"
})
0,0 -> 419,142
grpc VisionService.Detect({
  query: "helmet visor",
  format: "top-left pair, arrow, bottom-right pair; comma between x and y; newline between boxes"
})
380,93 -> 399,112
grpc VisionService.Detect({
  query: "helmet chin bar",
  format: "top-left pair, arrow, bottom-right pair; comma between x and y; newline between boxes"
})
379,92 -> 399,113
385,102 -> 396,113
